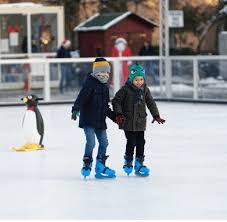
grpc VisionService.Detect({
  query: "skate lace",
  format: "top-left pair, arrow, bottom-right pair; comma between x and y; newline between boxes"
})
83,163 -> 91,170
137,164 -> 147,172
124,163 -> 132,168
102,166 -> 109,173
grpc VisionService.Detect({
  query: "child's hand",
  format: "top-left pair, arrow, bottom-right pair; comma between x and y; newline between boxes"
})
152,115 -> 165,124
116,114 -> 125,125
71,111 -> 80,121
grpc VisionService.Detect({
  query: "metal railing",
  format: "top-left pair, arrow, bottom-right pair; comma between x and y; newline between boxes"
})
0,55 -> 227,104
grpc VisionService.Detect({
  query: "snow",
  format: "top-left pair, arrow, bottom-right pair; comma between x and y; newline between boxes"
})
0,102 -> 227,220
199,77 -> 227,88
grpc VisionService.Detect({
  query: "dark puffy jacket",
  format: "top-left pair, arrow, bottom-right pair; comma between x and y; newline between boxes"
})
139,45 -> 153,56
112,82 -> 159,131
72,74 -> 115,129
56,46 -> 71,58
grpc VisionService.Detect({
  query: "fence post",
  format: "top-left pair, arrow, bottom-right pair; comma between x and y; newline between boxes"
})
44,61 -> 50,102
112,58 -> 121,95
165,57 -> 172,98
159,57 -> 164,97
193,58 -> 199,100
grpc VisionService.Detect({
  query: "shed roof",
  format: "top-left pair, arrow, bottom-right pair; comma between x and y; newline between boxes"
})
74,12 -> 158,32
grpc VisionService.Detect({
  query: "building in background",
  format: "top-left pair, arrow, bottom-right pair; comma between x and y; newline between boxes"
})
0,2 -> 64,58
74,12 -> 158,57
0,2 -> 64,91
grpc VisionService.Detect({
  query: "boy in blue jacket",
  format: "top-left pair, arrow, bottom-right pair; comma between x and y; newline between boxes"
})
71,58 -> 116,179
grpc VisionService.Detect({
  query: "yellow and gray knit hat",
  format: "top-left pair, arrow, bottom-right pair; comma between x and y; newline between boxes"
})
92,57 -> 111,74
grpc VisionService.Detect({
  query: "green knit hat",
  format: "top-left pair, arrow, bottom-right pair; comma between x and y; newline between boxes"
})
128,63 -> 145,82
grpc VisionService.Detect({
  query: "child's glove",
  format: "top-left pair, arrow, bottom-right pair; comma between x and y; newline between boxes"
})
116,114 -> 125,125
152,115 -> 165,124
71,111 -> 80,120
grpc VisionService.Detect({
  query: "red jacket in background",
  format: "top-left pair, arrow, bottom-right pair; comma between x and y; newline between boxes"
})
111,46 -> 132,85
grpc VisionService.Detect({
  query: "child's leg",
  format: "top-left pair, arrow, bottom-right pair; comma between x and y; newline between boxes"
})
81,127 -> 96,177
135,131 -> 145,158
124,131 -> 136,159
95,129 -> 108,159
123,131 -> 137,175
83,127 -> 96,158
134,131 -> 150,176
94,129 -> 116,178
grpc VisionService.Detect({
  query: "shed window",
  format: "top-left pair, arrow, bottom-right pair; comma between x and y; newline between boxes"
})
0,14 -> 27,54
31,14 -> 58,53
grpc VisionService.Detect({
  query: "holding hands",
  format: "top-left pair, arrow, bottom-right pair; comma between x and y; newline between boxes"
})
115,114 -> 125,125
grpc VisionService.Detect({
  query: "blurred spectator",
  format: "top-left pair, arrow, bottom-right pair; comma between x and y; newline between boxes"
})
70,48 -> 88,88
111,37 -> 132,85
21,36 -> 38,53
22,63 -> 31,93
138,40 -> 158,84
56,39 -> 72,94
139,40 -> 153,56
70,48 -> 80,58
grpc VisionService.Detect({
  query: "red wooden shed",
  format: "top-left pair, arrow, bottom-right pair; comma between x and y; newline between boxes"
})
74,12 -> 158,57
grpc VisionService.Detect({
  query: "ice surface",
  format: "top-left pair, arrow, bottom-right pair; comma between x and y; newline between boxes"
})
0,102 -> 226,220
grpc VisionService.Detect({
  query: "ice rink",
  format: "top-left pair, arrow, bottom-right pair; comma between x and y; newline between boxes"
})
0,102 -> 226,220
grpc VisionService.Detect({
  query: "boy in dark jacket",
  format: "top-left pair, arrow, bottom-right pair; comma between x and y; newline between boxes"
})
112,63 -> 165,177
71,58 -> 116,179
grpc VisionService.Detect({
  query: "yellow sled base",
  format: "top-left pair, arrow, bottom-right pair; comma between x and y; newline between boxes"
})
11,144 -> 44,152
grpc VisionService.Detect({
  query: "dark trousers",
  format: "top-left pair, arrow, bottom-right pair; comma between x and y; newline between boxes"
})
59,64 -> 71,94
124,131 -> 145,159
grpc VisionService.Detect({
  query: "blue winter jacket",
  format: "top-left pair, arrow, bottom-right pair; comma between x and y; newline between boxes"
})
72,74 -> 115,129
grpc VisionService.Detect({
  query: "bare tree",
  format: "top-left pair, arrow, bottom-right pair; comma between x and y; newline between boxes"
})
99,0 -> 128,13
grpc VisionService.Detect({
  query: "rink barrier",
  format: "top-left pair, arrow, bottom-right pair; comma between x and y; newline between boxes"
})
1,55 -> 227,104
1,98 -> 227,107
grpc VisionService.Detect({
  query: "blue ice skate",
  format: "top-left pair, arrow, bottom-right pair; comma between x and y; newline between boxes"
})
81,157 -> 93,178
123,155 -> 133,176
95,155 -> 116,179
134,156 -> 150,177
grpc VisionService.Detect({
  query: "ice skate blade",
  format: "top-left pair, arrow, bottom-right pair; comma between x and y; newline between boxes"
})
123,167 -> 133,176
81,169 -> 91,178
95,173 -> 116,179
124,171 -> 132,176
135,172 -> 150,177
